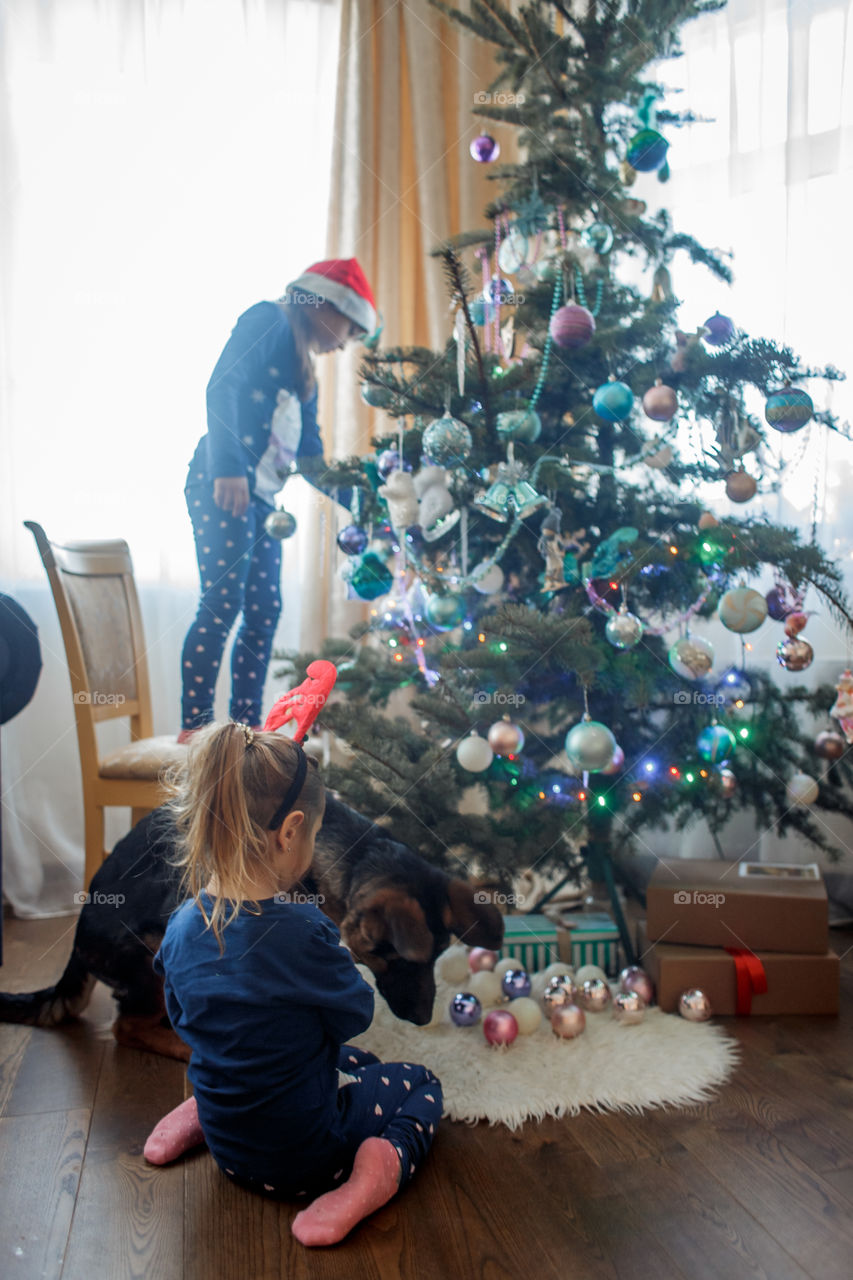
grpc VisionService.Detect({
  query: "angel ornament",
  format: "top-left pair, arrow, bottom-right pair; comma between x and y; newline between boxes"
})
830,669 -> 853,743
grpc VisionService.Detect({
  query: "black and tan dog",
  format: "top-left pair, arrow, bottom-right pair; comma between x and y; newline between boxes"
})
0,795 -> 503,1060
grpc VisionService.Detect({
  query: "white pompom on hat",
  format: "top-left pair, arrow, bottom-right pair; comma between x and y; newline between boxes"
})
285,258 -> 377,335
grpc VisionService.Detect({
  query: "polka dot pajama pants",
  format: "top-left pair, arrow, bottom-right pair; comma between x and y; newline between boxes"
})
220,1047 -> 443,1200
181,477 -> 282,730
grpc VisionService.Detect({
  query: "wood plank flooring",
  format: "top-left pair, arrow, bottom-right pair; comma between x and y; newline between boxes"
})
1,911 -> 852,1280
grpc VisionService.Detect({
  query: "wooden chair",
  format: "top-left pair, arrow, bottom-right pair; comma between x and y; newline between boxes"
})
25,521 -> 186,887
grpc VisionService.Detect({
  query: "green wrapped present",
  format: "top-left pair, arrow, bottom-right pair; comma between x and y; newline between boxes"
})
498,913 -> 559,973
557,912 -> 620,975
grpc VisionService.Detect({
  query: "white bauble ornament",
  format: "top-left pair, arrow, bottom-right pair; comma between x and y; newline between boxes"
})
786,772 -> 819,806
718,587 -> 768,634
467,969 -> 504,1006
471,561 -> 505,594
436,946 -> 471,985
456,733 -> 494,772
494,957 -> 519,979
508,996 -> 543,1035
668,635 -> 715,680
575,963 -> 609,985
542,961 -> 575,982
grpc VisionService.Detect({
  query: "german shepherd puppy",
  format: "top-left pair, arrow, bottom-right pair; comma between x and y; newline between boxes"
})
0,795 -> 503,1060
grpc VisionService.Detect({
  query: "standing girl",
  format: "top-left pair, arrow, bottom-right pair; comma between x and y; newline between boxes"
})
179,259 -> 375,740
144,723 -> 442,1248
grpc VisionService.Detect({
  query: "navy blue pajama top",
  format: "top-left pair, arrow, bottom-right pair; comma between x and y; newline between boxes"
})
153,895 -> 374,1175
188,301 -> 324,503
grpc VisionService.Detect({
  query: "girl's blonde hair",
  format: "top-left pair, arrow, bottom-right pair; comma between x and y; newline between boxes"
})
166,722 -> 325,944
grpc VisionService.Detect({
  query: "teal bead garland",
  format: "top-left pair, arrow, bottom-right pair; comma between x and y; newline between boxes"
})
529,276 -> 563,411
574,269 -> 604,318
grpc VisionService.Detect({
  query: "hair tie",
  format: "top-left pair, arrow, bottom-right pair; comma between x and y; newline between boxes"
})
267,742 -> 308,830
239,724 -> 255,746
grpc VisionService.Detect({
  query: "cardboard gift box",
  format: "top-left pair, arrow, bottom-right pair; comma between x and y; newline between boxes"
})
554,912 -> 620,976
645,858 -> 828,954
638,923 -> 840,1015
498,913 -> 559,972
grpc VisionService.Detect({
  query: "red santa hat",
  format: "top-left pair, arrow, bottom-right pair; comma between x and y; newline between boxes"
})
286,258 -> 377,335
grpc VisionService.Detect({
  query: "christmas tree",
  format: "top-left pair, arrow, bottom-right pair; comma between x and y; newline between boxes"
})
280,0 -> 853,953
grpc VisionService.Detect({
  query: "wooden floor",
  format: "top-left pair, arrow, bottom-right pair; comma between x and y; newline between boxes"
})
2,915 -> 853,1280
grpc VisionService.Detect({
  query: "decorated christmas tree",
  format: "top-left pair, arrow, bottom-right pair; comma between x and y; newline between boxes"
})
278,0 -> 853,953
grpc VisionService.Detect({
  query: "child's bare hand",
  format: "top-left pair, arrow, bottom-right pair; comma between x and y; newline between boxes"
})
214,477 -> 250,516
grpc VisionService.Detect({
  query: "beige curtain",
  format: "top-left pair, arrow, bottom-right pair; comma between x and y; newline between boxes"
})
300,0 -> 516,646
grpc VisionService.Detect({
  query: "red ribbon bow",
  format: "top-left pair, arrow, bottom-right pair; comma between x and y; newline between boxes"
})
262,660 -> 338,742
725,947 -> 768,1015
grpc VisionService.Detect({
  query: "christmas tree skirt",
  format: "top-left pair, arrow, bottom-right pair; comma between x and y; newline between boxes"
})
350,969 -> 739,1130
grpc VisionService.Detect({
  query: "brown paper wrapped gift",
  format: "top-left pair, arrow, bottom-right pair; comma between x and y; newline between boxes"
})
645,858 -> 828,954
638,925 -> 840,1015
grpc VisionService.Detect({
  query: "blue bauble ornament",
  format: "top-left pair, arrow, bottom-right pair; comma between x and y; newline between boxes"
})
582,221 -> 614,254
422,414 -> 473,466
501,969 -> 532,1000
336,524 -> 369,556
496,408 -> 542,443
592,380 -> 634,422
345,552 -> 393,601
425,592 -> 465,630
565,719 -> 618,772
450,992 -> 483,1026
377,448 -> 401,479
626,128 -> 669,172
703,312 -> 735,346
764,386 -> 814,433
696,724 -> 737,764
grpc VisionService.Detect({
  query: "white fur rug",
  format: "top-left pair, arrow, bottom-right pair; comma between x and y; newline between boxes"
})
351,967 -> 740,1130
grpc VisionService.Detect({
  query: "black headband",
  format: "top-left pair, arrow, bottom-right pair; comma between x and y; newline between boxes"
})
267,742 -> 309,830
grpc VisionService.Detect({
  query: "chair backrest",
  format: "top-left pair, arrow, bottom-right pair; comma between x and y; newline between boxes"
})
25,522 -> 154,757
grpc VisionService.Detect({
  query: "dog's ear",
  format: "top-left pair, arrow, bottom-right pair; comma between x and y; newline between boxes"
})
444,879 -> 504,950
342,888 -> 434,964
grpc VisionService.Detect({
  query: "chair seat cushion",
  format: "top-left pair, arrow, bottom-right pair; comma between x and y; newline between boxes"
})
99,735 -> 187,780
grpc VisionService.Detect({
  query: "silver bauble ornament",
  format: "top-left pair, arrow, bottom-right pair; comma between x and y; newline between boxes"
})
264,509 -> 297,540
487,718 -> 525,755
605,608 -> 644,650
455,733 -> 494,773
422,414 -> 472,466
786,771 -> 819,806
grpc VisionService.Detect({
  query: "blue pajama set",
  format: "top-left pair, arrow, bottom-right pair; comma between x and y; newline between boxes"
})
153,896 -> 443,1199
180,302 -> 330,731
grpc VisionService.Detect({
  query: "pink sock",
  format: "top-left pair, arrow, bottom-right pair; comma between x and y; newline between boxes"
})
291,1137 -> 403,1247
143,1096 -> 206,1165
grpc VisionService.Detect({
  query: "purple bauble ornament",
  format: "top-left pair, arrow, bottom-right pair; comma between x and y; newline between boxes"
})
501,968 -> 532,1000
483,1009 -> 519,1046
449,992 -> 482,1026
470,133 -> 500,163
678,989 -> 713,1022
619,965 -> 655,1005
549,303 -> 596,350
337,524 -> 369,556
377,448 -> 401,479
765,587 -> 792,621
703,311 -> 735,346
468,947 -> 498,973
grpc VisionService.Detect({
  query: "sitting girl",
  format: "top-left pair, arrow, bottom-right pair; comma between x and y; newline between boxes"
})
142,722 -> 442,1248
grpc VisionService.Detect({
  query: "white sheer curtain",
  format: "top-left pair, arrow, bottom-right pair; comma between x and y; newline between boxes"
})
0,0 -> 341,914
643,0 -> 853,865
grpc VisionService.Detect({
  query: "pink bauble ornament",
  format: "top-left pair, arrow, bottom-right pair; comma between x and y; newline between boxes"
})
678,989 -> 713,1022
613,991 -> 646,1025
468,947 -> 498,973
725,470 -> 757,503
619,966 -> 654,1005
550,1004 -> 586,1038
483,1008 -> 519,1046
698,511 -> 719,530
487,718 -> 525,755
642,380 -> 678,422
549,303 -> 595,349
578,977 -> 612,1012
784,611 -> 808,637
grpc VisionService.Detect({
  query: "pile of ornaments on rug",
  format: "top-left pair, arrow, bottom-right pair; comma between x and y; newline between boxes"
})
437,944 -> 713,1047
